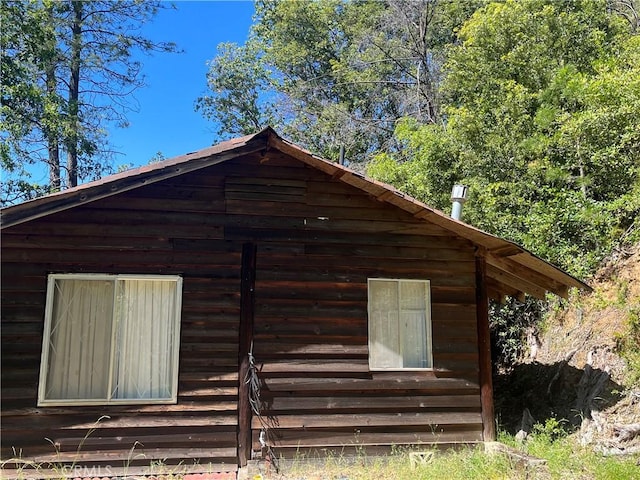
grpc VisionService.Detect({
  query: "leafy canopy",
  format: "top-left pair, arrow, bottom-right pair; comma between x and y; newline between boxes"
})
198,0 -> 481,163
369,0 -> 640,277
1,0 -> 177,205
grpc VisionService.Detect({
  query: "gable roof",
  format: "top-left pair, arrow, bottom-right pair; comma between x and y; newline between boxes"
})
0,127 -> 590,300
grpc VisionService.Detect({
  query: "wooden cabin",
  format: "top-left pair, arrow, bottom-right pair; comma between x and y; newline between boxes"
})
1,128 -> 589,478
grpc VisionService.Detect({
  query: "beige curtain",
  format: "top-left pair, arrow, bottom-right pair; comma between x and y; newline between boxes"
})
399,281 -> 430,368
112,279 -> 177,399
369,280 -> 402,368
44,277 -> 178,402
369,279 -> 431,369
45,279 -> 113,400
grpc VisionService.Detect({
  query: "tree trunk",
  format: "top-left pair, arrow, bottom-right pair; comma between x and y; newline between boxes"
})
46,68 -> 60,190
416,1 -> 438,124
66,0 -> 82,188
44,2 -> 60,190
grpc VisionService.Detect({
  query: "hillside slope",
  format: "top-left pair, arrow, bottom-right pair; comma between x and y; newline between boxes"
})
495,243 -> 640,455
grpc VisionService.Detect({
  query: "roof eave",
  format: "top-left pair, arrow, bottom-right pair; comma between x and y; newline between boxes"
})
267,134 -> 591,297
1,127 -> 591,299
1,129 -> 272,228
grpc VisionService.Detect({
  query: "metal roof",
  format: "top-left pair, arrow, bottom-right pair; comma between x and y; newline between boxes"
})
1,127 -> 590,300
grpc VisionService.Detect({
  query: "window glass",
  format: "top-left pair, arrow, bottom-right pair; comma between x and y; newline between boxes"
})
368,279 -> 432,370
46,279 -> 114,400
39,275 -> 182,405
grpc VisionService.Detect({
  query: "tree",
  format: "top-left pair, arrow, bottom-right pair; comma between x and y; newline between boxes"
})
368,0 -> 639,276
196,40 -> 280,138
198,0 -> 481,163
367,1 -> 639,369
1,0 -> 177,204
610,0 -> 640,32
1,0 -> 56,202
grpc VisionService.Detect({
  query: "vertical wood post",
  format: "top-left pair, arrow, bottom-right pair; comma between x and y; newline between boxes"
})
476,253 -> 496,441
238,243 -> 257,467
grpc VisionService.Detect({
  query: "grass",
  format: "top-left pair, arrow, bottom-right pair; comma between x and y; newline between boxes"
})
3,419 -> 638,480
269,428 -> 640,480
271,447 -> 514,480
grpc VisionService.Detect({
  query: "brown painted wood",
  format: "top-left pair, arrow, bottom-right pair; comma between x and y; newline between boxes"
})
1,153 -> 496,469
252,426 -> 483,448
237,242 -> 257,467
0,414 -> 238,429
4,446 -> 237,463
487,254 -> 569,298
265,443 -> 481,459
261,375 -> 479,392
251,412 -> 482,429
0,464 -> 238,480
259,394 -> 481,412
476,254 -> 496,441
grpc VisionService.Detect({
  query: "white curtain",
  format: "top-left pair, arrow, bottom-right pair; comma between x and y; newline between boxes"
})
44,277 -> 178,402
400,281 -> 430,368
369,279 -> 431,369
112,279 -> 177,399
369,280 -> 401,369
45,279 -> 113,400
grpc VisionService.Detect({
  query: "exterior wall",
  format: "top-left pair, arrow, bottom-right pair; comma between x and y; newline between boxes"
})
1,150 -> 481,470
243,153 -> 481,457
1,167 -> 241,473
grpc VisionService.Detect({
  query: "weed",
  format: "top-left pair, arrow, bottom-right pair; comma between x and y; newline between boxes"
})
0,417 -> 193,480
592,278 -> 631,311
273,431 -> 639,480
531,417 -> 569,442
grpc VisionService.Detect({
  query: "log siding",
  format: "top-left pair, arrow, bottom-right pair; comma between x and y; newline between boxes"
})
2,151 -> 481,470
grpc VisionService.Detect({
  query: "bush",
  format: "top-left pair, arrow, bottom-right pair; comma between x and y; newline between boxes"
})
489,297 -> 543,371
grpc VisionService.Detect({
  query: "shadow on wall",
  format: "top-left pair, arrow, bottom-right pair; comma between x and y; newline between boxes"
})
494,361 -> 624,434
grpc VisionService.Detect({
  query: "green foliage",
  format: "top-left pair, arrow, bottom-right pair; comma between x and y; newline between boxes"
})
370,0 -> 640,279
498,421 -> 638,480
1,0 -> 53,202
279,436 -> 639,480
519,192 -> 621,278
1,0 -> 177,205
196,40 -> 280,138
366,1 -> 640,372
489,298 -> 543,370
367,118 -> 460,211
200,0 -> 482,162
531,417 -> 570,442
283,446 -> 515,480
447,0 -> 637,276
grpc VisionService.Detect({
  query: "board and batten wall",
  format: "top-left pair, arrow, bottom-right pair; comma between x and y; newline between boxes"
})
1,150 -> 481,470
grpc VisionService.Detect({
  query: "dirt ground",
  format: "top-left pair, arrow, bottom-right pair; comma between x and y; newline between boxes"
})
494,243 -> 640,454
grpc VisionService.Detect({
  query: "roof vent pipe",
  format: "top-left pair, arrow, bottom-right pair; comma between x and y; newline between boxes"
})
450,184 -> 468,221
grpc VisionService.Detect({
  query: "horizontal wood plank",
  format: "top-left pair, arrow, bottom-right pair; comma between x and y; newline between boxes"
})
254,428 -> 483,448
2,152 -> 485,466
251,412 -> 482,429
260,394 -> 481,412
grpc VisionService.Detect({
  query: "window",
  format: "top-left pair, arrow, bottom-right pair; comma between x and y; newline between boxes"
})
368,278 -> 432,370
38,274 -> 182,405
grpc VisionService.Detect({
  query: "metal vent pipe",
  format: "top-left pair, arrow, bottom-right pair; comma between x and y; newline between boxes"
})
451,184 -> 468,221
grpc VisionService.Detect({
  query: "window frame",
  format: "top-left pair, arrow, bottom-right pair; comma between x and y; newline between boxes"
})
367,278 -> 433,371
38,273 -> 183,406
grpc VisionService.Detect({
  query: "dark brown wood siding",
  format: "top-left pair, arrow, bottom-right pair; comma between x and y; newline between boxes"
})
1,150 -> 481,469
237,153 -> 481,457
1,168 -> 240,472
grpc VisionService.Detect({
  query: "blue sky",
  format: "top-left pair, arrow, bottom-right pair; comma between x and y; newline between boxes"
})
108,1 -> 255,169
